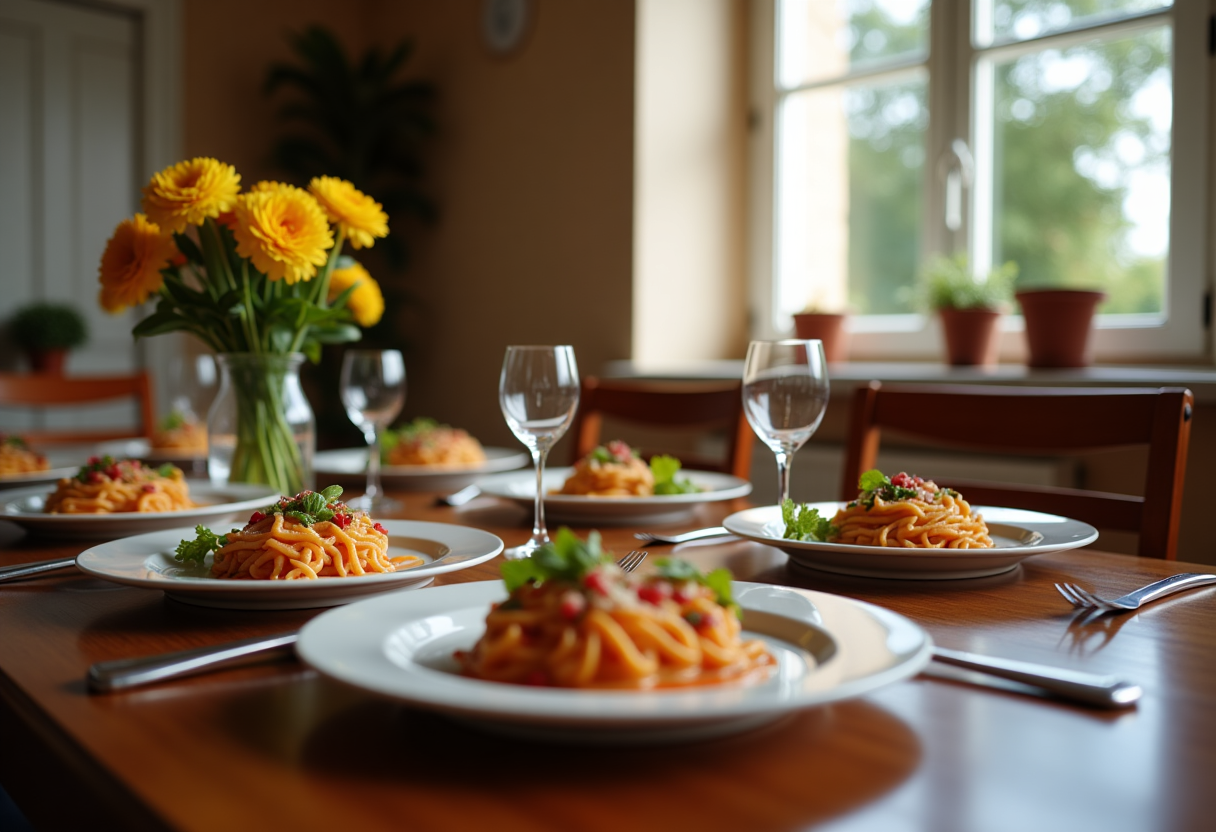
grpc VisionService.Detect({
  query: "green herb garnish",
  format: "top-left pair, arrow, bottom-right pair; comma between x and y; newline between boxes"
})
261,484 -> 344,527
781,498 -> 838,542
174,524 -> 228,565
650,454 -> 700,495
501,528 -> 611,592
654,557 -> 740,618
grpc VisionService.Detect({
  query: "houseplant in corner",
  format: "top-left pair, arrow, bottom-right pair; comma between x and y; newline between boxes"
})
96,157 -> 390,494
9,302 -> 89,374
921,253 -> 1018,367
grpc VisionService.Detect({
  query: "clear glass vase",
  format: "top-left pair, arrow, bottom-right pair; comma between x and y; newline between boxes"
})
207,353 -> 315,495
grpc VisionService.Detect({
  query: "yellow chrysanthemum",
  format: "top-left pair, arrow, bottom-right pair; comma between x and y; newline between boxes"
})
98,214 -> 177,313
141,158 -> 241,234
232,184 -> 333,284
328,262 -> 385,327
309,176 -> 389,250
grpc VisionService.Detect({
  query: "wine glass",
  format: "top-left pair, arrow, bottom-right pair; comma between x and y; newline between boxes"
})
340,349 -> 406,513
499,345 -> 580,559
742,339 -> 829,506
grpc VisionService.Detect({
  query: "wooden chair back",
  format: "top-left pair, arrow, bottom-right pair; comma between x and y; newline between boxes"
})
842,381 -> 1193,559
570,377 -> 754,480
0,372 -> 156,445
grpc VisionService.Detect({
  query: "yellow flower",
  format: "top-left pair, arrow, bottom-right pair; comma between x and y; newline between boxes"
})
232,184 -> 333,284
141,158 -> 241,234
328,262 -> 385,327
98,214 -> 177,313
309,177 -> 388,250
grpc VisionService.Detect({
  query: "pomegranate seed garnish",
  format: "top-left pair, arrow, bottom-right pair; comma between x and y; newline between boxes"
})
373,522 -> 388,535
583,571 -> 609,595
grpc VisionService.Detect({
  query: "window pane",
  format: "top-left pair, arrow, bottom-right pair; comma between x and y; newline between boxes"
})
990,27 -> 1171,314
980,0 -> 1171,45
778,0 -> 929,89
776,75 -> 926,322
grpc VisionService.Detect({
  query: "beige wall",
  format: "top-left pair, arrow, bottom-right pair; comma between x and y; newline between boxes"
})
181,0 -> 636,448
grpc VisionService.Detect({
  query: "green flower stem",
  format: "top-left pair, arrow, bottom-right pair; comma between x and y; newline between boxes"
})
240,260 -> 261,352
220,354 -> 308,495
288,227 -> 346,354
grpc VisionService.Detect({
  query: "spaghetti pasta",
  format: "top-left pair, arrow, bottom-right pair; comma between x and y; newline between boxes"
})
44,457 -> 192,514
382,418 -> 486,467
151,412 -> 207,452
829,470 -> 993,549
0,435 -> 49,477
176,485 -> 423,580
558,440 -> 653,496
457,530 -> 774,689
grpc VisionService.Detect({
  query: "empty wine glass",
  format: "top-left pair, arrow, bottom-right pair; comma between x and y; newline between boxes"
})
340,349 -> 406,513
499,345 -> 580,559
742,339 -> 830,506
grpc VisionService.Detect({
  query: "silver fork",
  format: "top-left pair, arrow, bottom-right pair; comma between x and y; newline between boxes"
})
634,527 -> 733,545
617,550 -> 648,572
1055,572 -> 1216,613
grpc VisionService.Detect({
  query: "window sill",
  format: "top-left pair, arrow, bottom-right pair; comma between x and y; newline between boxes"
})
602,360 -> 1216,403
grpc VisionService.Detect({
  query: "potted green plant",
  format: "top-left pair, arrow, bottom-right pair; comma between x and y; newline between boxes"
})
1014,279 -> 1106,368
792,292 -> 850,363
920,254 -> 1017,366
8,302 -> 89,374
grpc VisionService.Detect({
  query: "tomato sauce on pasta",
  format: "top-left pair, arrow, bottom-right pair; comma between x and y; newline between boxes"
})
457,531 -> 774,689
0,434 -> 49,477
44,457 -> 192,514
830,471 -> 993,549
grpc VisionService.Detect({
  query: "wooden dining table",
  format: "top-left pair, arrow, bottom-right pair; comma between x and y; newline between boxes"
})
1,489 -> 1213,832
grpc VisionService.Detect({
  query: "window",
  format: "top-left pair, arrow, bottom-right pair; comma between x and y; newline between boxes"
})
749,0 -> 1209,360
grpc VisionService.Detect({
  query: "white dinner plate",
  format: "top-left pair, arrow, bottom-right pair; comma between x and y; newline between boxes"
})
74,520 -> 504,610
723,503 -> 1100,580
313,447 -> 530,491
477,467 -> 753,525
0,465 -> 80,490
0,482 -> 279,538
0,445 -> 99,491
296,580 -> 931,744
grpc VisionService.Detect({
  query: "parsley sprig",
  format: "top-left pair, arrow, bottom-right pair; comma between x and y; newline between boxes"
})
650,454 -> 699,495
501,528 -> 611,592
263,484 -> 346,527
781,499 -> 837,542
174,525 -> 228,565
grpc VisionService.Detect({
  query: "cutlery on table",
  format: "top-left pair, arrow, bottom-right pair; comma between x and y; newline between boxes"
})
1055,572 -> 1216,614
88,551 -> 650,693
0,557 -> 77,584
634,527 -> 734,545
435,484 -> 481,507
929,647 -> 1141,709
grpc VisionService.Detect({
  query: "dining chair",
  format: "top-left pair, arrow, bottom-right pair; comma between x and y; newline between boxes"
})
841,381 -> 1194,559
569,377 -> 754,480
0,371 -> 156,445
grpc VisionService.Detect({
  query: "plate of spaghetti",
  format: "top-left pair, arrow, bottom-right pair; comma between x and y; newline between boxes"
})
723,470 -> 1099,580
74,492 -> 504,609
0,456 -> 277,538
297,530 -> 931,743
477,463 -> 752,525
314,446 -> 529,492
0,434 -> 78,489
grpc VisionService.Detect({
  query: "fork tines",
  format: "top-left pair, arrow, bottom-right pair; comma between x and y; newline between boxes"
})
616,551 -> 648,573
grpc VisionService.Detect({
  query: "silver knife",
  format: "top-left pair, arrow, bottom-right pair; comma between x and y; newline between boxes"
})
0,557 -> 77,583
929,647 -> 1142,709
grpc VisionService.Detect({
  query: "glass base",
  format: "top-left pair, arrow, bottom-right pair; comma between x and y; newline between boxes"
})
503,538 -> 546,561
346,493 -> 403,515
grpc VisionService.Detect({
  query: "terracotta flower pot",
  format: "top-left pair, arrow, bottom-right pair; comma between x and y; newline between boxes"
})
1016,289 -> 1106,368
27,348 -> 67,375
938,307 -> 1001,367
792,313 -> 848,363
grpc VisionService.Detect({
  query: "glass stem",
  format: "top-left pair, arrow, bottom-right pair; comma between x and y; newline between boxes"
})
530,444 -> 551,546
775,447 -> 792,505
364,426 -> 382,502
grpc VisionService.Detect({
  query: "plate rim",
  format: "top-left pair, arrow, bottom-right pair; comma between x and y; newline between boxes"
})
73,518 -> 504,594
313,446 -> 530,477
477,466 -> 754,508
296,579 -> 932,728
0,481 -> 280,524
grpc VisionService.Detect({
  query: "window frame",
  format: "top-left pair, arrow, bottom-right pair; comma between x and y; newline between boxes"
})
749,0 -> 1211,362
